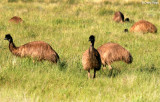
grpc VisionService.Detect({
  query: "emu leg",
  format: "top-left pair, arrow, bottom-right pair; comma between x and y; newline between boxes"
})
108,65 -> 112,70
120,20 -> 124,23
33,60 -> 35,63
93,69 -> 96,78
88,70 -> 91,79
102,65 -> 106,70
108,65 -> 113,77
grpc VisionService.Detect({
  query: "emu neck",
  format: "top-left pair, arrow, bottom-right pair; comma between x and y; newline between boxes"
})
91,41 -> 94,47
9,41 -> 17,54
89,41 -> 95,57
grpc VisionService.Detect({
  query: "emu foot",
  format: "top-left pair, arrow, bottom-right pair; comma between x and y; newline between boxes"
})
108,69 -> 113,77
102,67 -> 107,70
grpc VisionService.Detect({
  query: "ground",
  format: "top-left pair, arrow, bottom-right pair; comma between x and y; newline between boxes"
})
0,0 -> 160,102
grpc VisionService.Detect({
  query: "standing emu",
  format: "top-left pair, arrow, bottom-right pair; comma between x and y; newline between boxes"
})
82,35 -> 101,79
97,43 -> 132,70
9,16 -> 23,24
113,11 -> 129,23
4,34 -> 59,63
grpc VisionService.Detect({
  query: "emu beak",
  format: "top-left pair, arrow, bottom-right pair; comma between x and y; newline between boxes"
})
4,38 -> 7,40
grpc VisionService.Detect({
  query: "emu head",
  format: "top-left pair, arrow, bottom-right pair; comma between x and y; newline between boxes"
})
124,29 -> 129,33
127,54 -> 133,64
89,35 -> 95,44
4,34 -> 13,43
125,18 -> 129,22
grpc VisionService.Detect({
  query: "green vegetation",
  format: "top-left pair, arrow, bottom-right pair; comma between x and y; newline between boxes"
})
0,0 -> 160,101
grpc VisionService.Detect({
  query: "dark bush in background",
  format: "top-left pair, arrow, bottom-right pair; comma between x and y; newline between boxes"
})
21,0 -> 34,2
8,0 -> 19,2
7,0 -> 77,3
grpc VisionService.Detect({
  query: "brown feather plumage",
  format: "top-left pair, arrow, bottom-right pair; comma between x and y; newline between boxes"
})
113,11 -> 124,23
5,34 -> 59,63
82,35 -> 101,78
82,48 -> 101,71
97,43 -> 132,69
9,16 -> 23,24
130,20 -> 157,33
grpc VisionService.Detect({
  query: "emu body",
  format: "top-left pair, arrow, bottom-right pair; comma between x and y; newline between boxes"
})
113,11 -> 124,23
5,34 -> 59,63
113,11 -> 129,23
82,35 -> 101,78
9,16 -> 23,24
97,43 -> 132,70
130,20 -> 157,33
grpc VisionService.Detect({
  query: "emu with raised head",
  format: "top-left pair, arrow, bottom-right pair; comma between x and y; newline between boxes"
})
4,34 -> 59,63
82,35 -> 101,79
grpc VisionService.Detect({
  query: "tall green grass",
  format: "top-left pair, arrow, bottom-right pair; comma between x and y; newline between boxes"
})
0,0 -> 160,101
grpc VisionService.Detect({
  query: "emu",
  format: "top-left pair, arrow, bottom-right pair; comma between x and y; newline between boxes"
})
9,16 -> 23,24
82,35 -> 101,79
129,20 -> 157,33
113,11 -> 129,23
97,43 -> 132,70
4,34 -> 59,63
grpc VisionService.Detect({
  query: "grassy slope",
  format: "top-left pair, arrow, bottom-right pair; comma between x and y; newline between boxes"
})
0,1 -> 160,102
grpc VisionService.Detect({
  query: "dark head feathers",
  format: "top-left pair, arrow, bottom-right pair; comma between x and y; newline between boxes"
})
124,29 -> 129,33
89,35 -> 95,42
125,18 -> 129,22
4,34 -> 13,42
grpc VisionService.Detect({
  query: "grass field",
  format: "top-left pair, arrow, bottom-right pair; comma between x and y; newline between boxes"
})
0,0 -> 160,101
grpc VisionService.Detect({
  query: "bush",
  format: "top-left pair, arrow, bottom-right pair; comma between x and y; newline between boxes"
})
8,0 -> 19,2
50,0 -> 63,3
66,0 -> 76,4
21,0 -> 34,2
98,8 -> 114,16
37,0 -> 44,2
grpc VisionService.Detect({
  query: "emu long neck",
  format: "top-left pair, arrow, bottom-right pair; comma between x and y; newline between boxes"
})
9,41 -> 18,55
91,41 -> 94,47
89,41 -> 95,58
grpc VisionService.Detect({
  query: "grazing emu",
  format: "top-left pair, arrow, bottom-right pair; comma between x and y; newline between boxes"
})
82,35 -> 101,79
97,43 -> 132,70
4,34 -> 59,63
129,20 -> 157,33
113,11 -> 129,23
9,16 -> 23,24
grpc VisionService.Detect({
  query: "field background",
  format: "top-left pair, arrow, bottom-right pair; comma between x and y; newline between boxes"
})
0,0 -> 160,101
